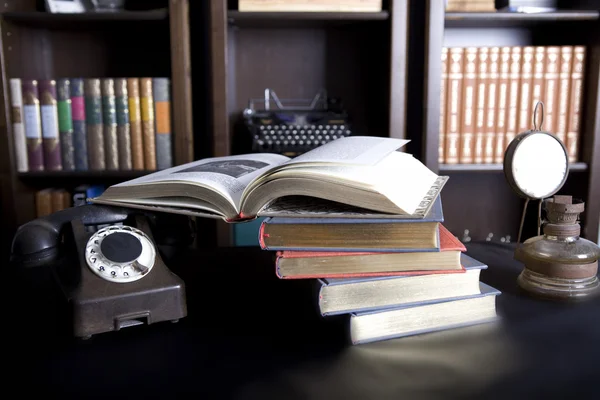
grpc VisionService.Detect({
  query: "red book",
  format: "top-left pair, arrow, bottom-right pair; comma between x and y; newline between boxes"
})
275,224 -> 466,279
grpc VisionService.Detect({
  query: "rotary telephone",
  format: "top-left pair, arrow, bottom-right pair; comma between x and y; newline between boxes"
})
10,205 -> 190,339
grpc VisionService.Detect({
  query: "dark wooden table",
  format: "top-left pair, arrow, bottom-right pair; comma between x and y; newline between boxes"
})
4,242 -> 600,399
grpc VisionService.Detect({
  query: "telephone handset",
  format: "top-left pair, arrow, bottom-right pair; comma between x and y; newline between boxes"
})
11,205 -> 189,339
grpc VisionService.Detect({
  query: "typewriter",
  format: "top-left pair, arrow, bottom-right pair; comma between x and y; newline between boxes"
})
242,89 -> 352,156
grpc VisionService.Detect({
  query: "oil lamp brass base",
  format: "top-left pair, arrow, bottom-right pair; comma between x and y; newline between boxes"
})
517,268 -> 600,301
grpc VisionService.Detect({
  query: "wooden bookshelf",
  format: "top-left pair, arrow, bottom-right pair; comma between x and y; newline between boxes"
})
0,0 -> 193,259
411,0 -> 600,243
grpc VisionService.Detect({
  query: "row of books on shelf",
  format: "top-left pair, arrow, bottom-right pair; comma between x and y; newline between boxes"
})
10,77 -> 172,174
258,196 -> 500,344
439,45 -> 585,165
35,185 -> 105,218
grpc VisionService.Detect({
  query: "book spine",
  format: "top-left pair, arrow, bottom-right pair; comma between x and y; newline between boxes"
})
153,77 -> 173,170
459,47 -> 477,164
531,47 -> 546,128
70,78 -> 88,171
567,46 -> 585,162
35,189 -> 52,218
140,78 -> 157,170
474,47 -> 489,164
51,189 -> 67,213
518,47 -> 535,133
115,78 -> 133,171
57,78 -> 75,171
85,78 -> 105,171
505,46 -> 522,148
556,46 -> 573,147
484,47 -> 499,164
9,78 -> 28,172
127,78 -> 145,170
39,79 -> 62,171
543,46 -> 560,134
101,78 -> 119,170
494,47 -> 510,163
22,80 -> 44,171
62,189 -> 71,209
439,47 -> 448,164
445,47 -> 463,165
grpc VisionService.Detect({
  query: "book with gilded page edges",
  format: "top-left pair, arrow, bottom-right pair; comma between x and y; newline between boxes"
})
272,223 -> 466,277
317,253 -> 487,316
90,136 -> 448,222
349,282 -> 500,345
261,196 -> 447,253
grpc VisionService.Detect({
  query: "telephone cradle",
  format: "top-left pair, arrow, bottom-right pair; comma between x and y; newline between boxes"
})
10,204 -> 188,339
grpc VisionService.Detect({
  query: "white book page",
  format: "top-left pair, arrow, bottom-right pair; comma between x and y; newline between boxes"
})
282,136 -> 410,167
268,152 -> 438,214
112,153 -> 290,208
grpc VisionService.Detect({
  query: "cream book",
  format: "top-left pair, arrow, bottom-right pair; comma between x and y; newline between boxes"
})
350,283 -> 500,345
90,136 -> 448,222
317,253 -> 486,316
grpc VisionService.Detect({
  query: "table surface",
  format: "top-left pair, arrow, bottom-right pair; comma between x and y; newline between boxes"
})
4,241 -> 600,399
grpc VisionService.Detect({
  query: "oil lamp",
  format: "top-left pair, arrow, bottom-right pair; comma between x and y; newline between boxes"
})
503,102 -> 600,301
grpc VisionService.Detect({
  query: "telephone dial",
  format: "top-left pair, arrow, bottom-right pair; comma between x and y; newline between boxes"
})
10,204 -> 190,339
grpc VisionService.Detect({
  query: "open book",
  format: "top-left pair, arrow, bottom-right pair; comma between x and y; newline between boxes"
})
90,136 -> 448,221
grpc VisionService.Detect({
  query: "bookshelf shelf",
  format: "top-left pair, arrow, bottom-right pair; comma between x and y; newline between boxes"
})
227,10 -> 390,27
445,10 -> 600,27
439,162 -> 588,173
17,171 -> 152,180
1,9 -> 169,28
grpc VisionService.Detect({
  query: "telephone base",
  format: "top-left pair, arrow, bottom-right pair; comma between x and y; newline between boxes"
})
54,216 -> 188,339
68,276 -> 187,338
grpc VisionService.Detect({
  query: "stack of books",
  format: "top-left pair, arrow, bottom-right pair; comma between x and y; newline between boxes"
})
90,136 -> 501,344
258,195 -> 500,344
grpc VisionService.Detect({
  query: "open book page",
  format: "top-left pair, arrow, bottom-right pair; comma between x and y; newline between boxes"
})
281,136 -> 409,167
243,136 -> 410,197
107,153 -> 290,209
252,151 -> 440,215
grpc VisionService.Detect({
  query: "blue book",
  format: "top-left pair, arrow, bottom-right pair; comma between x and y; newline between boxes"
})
318,253 -> 487,316
259,196 -> 444,252
349,282 -> 501,345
